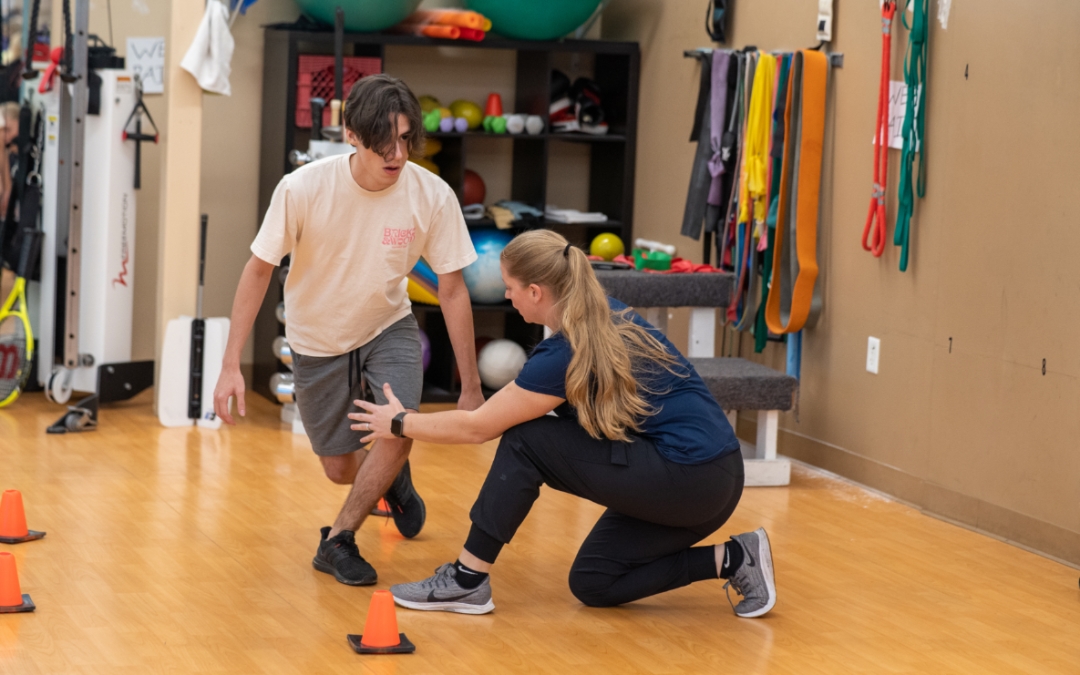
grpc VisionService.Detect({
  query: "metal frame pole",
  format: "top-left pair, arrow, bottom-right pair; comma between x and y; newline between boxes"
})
58,0 -> 89,369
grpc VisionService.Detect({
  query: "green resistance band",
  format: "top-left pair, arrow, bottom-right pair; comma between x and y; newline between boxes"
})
893,0 -> 928,272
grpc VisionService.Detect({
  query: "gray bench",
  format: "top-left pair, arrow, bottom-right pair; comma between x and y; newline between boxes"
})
596,270 -> 796,486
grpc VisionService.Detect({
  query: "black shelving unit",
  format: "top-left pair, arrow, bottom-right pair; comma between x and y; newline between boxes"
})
254,27 -> 640,404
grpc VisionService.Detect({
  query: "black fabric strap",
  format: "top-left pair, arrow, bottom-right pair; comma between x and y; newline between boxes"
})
688,53 -> 712,142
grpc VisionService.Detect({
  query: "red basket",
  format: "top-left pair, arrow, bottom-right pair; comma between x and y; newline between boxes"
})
295,54 -> 383,128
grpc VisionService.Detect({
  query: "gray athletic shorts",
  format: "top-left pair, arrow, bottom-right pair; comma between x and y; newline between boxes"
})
292,314 -> 423,457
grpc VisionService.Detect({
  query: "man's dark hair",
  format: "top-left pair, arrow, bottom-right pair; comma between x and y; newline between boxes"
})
344,74 -> 424,159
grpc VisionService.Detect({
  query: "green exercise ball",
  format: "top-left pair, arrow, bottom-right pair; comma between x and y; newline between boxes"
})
465,0 -> 603,41
293,0 -> 423,33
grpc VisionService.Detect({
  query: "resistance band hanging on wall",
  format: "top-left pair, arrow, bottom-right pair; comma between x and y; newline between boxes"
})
754,53 -> 792,354
765,50 -> 827,336
862,0 -> 896,258
893,0 -> 928,272
730,52 -> 775,331
682,46 -> 831,367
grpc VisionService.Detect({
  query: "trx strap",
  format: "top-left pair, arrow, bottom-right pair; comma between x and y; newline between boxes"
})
765,50 -> 827,335
893,0 -> 928,272
862,0 -> 895,257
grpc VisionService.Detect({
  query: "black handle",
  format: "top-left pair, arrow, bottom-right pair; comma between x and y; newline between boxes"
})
310,97 -> 325,140
198,214 -> 208,287
16,228 -> 43,280
334,7 -> 345,102
22,0 -> 42,80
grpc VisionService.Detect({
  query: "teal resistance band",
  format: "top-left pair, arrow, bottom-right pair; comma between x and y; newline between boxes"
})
893,0 -> 928,272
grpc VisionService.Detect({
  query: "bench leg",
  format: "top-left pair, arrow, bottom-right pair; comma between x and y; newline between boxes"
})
688,308 -> 716,358
736,410 -> 790,487
645,307 -> 669,335
756,410 -> 778,461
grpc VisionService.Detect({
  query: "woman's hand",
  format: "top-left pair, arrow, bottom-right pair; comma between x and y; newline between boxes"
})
349,382 -> 406,443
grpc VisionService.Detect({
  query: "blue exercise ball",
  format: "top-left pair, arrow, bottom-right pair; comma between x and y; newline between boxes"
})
293,0 -> 423,33
465,0 -> 603,41
463,229 -> 515,304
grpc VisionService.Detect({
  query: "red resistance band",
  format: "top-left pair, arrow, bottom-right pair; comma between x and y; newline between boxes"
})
863,0 -> 896,257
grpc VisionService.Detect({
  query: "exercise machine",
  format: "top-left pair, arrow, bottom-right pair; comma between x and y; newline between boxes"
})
25,0 -> 152,432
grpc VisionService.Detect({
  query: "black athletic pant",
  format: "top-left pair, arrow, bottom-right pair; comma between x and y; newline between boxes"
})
466,416 -> 744,607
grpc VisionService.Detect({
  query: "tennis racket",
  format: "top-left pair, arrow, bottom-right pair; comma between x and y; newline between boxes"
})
0,229 -> 42,407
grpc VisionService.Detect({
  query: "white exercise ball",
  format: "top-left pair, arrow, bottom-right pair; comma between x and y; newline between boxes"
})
477,339 -> 528,390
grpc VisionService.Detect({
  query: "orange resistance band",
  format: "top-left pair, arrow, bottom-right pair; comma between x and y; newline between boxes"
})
862,0 -> 896,257
765,50 -> 827,335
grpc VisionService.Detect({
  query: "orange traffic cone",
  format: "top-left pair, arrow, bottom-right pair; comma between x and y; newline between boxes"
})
0,490 -> 46,544
370,498 -> 391,518
0,552 -> 35,613
347,590 -> 415,654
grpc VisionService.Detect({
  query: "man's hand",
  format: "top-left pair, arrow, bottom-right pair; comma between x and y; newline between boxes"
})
213,365 -> 246,425
457,385 -> 485,412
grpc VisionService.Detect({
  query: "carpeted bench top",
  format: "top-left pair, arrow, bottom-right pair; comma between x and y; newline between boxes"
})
595,270 -> 734,308
688,357 -> 797,411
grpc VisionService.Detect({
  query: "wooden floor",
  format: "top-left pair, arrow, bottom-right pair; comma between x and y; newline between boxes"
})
1,392 -> 1078,674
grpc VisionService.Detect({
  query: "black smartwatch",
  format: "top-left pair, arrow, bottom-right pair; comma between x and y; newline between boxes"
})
391,412 -> 409,438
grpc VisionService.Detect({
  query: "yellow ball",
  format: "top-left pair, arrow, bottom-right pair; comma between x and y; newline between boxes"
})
418,95 -> 442,113
438,106 -> 452,119
449,100 -> 484,130
590,233 -> 625,261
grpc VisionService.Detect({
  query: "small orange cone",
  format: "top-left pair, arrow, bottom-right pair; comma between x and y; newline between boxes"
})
347,590 -> 414,654
0,552 -> 35,613
0,490 -> 46,544
370,498 -> 391,518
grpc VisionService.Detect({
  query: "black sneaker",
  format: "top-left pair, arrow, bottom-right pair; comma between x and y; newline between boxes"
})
312,527 -> 377,586
384,460 -> 426,539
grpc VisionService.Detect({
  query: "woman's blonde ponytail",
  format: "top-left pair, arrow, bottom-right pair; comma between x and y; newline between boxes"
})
501,230 -> 679,441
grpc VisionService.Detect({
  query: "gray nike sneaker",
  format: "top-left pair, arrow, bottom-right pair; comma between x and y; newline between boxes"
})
724,528 -> 777,618
390,562 -> 495,615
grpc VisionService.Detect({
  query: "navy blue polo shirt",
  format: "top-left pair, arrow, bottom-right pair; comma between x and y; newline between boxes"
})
514,297 -> 740,465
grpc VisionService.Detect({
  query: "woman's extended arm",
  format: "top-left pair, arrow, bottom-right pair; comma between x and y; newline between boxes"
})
350,381 -> 563,445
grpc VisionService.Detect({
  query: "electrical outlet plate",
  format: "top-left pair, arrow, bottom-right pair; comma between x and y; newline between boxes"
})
867,337 -> 880,374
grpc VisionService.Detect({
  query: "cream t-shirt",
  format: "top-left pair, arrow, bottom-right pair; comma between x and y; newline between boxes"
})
252,156 -> 476,357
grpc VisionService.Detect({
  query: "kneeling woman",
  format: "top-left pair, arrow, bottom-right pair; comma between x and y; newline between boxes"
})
351,230 -> 776,617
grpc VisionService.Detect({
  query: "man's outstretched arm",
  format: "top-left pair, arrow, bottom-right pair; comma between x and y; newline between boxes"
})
213,254 -> 275,424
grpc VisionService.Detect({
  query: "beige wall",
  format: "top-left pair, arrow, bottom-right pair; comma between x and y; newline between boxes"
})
198,0 -> 297,367
604,0 -> 1080,565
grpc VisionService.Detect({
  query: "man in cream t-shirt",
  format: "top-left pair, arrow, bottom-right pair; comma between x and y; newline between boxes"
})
213,75 -> 483,586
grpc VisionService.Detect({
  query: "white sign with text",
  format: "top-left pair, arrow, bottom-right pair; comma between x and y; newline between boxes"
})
127,37 -> 165,94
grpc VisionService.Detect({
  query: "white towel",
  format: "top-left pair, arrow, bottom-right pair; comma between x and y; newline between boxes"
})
180,0 -> 235,96
544,205 -> 608,224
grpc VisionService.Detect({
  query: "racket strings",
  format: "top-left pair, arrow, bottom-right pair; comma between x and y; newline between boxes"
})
0,314 -> 29,400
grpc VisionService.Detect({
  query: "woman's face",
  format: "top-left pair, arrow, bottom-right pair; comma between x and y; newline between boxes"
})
501,263 -> 553,327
